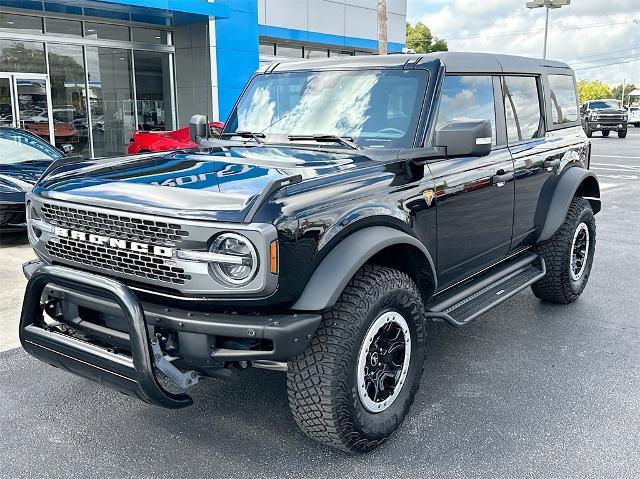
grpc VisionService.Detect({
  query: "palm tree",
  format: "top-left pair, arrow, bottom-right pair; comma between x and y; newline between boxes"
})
378,0 -> 387,55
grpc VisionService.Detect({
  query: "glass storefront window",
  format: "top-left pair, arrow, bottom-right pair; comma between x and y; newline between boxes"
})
133,50 -> 175,131
0,78 -> 13,127
85,23 -> 130,42
86,47 -> 135,158
131,28 -> 168,45
48,44 -> 88,156
259,42 -> 275,56
329,50 -> 355,58
304,48 -> 328,59
46,18 -> 83,37
0,39 -> 46,73
276,44 -> 302,58
0,13 -> 42,34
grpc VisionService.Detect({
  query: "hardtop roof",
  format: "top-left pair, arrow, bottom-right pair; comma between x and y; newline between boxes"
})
265,51 -> 572,75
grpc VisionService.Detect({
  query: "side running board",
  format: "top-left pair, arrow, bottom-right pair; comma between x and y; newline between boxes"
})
427,253 -> 546,327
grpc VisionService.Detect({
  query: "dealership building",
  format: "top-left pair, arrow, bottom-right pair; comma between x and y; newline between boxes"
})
0,0 -> 407,158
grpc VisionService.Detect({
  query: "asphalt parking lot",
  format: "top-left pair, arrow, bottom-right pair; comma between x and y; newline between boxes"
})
1,129 -> 639,478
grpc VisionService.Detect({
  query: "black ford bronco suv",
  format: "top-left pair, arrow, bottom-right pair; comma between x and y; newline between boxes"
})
20,53 -> 600,453
580,98 -> 628,138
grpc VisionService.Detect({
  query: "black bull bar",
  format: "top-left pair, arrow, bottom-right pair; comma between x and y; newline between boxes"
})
19,265 -> 192,409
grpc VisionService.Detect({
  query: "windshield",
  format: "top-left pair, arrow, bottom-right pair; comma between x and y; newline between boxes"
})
225,70 -> 428,149
0,128 -> 62,164
589,100 -> 620,110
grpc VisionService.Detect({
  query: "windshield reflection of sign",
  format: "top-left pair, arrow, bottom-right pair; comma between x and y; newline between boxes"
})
150,164 -> 266,188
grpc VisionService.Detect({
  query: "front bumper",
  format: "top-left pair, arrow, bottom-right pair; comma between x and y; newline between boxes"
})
0,201 -> 26,228
20,261 -> 321,408
586,120 -> 627,131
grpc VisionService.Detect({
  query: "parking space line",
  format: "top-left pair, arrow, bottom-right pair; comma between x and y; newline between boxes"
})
592,155 -> 640,159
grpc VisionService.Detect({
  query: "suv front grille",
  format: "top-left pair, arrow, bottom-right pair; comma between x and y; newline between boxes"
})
40,202 -> 189,247
46,236 -> 191,285
40,201 -> 192,285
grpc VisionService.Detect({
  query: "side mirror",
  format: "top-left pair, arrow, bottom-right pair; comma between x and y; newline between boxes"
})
189,115 -> 208,143
60,144 -> 74,155
434,120 -> 492,157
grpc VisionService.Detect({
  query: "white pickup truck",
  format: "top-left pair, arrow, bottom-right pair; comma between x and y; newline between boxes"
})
628,106 -> 640,127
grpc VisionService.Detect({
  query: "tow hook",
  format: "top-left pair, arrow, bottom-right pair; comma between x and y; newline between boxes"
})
149,337 -> 199,391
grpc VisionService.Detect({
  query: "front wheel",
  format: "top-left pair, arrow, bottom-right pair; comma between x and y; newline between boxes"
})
618,129 -> 627,138
584,123 -> 593,138
287,265 -> 426,453
532,197 -> 596,304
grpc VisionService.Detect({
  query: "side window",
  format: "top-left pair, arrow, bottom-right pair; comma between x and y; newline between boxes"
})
503,76 -> 543,143
548,74 -> 579,125
436,75 -> 496,144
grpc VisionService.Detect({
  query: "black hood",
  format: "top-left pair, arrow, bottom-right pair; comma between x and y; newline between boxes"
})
33,146 -> 378,222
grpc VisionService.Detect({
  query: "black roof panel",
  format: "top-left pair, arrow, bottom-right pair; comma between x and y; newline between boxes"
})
266,52 -> 572,75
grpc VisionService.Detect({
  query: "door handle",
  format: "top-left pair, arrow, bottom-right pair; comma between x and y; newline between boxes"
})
492,172 -> 514,187
543,159 -> 560,169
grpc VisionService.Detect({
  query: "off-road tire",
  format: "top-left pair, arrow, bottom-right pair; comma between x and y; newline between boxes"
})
532,197 -> 595,304
584,123 -> 593,138
618,129 -> 627,138
601,130 -> 610,137
287,265 -> 426,453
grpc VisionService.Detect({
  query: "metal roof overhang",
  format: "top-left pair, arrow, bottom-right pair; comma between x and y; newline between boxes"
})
0,0 -> 230,25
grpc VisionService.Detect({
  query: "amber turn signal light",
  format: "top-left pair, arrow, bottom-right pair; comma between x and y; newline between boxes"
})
269,240 -> 279,274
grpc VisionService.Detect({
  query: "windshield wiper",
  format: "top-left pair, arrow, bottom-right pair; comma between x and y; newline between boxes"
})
220,131 -> 265,145
288,134 -> 360,150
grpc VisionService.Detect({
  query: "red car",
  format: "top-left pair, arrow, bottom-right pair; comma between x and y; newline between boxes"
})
128,122 -> 224,154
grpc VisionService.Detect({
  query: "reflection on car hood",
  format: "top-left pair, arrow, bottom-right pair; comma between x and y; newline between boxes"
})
591,108 -> 626,114
0,160 -> 52,195
33,146 -> 377,222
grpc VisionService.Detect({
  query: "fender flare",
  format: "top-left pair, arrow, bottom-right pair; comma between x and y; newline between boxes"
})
291,226 -> 436,311
536,167 -> 600,242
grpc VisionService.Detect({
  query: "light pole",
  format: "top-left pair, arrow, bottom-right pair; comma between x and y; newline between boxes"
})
526,0 -> 571,59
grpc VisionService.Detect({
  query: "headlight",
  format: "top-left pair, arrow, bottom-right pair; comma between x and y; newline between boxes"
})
209,232 -> 258,286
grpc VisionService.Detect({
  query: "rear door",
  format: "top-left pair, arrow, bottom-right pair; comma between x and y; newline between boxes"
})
505,73 -> 581,251
429,75 -> 515,288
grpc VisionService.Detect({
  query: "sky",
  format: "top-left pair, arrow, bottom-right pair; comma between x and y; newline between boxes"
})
406,0 -> 640,86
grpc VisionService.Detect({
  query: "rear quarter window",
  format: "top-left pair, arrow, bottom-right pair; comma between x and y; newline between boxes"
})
548,75 -> 579,125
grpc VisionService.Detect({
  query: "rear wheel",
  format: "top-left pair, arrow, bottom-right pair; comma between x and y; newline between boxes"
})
618,129 -> 627,138
532,197 -> 596,304
601,130 -> 610,137
287,265 -> 426,453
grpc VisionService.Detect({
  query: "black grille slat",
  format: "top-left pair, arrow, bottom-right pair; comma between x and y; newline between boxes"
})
40,203 -> 189,245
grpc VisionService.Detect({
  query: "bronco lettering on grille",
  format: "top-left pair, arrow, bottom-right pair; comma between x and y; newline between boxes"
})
53,227 -> 173,258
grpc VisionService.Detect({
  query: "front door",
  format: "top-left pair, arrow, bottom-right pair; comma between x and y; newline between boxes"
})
0,73 -> 54,145
430,74 -> 515,288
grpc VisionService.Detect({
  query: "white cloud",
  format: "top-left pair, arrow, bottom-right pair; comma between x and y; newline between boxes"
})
407,0 -> 640,85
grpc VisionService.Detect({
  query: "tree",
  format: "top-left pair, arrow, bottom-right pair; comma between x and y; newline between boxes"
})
406,22 -> 448,53
611,83 -> 636,106
576,80 -> 612,104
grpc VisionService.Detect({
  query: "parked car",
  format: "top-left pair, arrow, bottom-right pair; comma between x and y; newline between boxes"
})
627,106 -> 640,127
20,53 -> 599,452
128,121 -> 223,154
0,128 -> 63,230
580,99 -> 628,138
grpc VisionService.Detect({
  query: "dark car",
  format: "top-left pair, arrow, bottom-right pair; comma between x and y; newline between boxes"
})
580,99 -> 628,138
19,53 -> 599,452
0,128 -> 62,230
